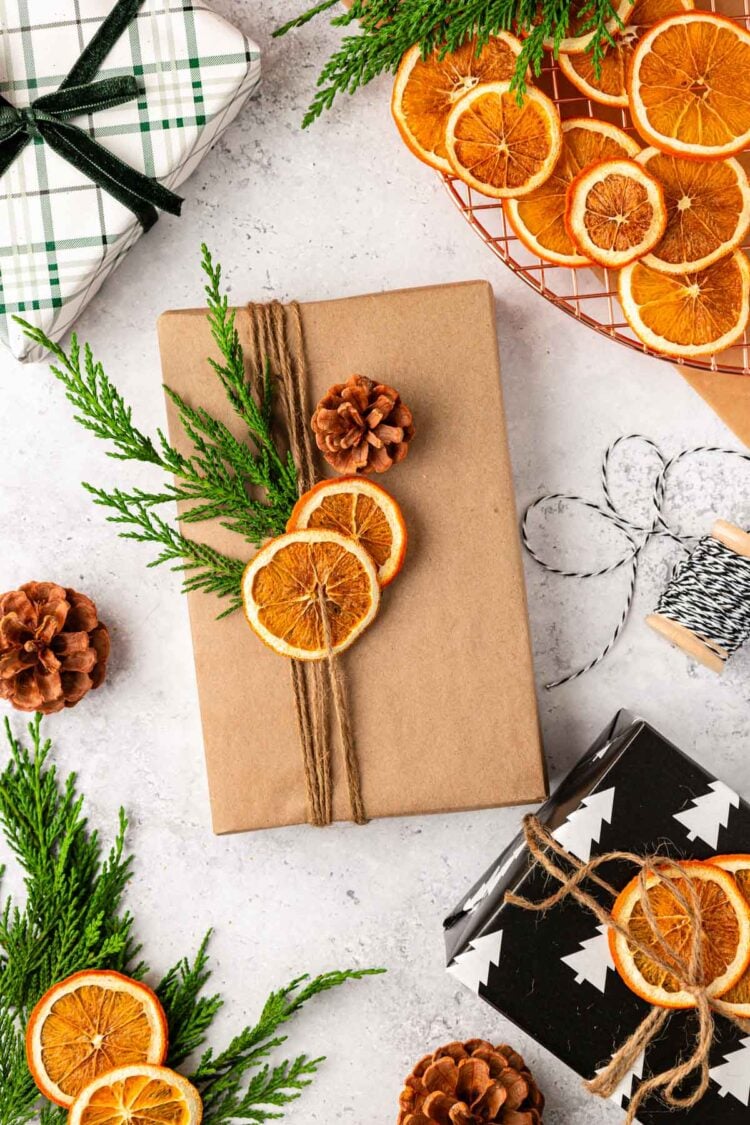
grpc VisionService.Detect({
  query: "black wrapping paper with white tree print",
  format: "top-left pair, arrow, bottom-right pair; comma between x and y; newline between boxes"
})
444,711 -> 750,1123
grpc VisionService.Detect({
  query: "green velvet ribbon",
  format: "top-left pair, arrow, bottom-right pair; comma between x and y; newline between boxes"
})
0,0 -> 183,231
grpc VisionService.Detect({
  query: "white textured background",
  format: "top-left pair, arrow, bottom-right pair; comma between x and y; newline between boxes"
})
2,2 -> 750,1122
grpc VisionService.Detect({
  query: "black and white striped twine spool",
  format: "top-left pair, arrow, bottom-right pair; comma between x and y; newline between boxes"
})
521,435 -> 750,688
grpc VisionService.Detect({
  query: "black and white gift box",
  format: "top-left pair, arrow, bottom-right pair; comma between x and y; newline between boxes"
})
444,711 -> 750,1123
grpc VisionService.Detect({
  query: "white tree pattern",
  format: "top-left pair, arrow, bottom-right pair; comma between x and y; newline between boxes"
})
710,1037 -> 750,1106
673,781 -> 740,849
552,787 -> 616,862
561,925 -> 615,994
598,1049 -> 645,1111
448,930 -> 503,994
463,841 -> 526,914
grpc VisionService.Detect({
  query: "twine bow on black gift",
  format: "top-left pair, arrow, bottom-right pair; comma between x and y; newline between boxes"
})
0,0 -> 182,231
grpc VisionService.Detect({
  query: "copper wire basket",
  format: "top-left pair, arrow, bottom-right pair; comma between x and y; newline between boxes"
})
442,0 -> 750,377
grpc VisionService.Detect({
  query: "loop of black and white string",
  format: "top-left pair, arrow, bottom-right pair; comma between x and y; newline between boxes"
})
521,435 -> 750,688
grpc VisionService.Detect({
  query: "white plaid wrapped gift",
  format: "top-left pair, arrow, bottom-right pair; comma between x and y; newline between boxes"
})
0,0 -> 260,362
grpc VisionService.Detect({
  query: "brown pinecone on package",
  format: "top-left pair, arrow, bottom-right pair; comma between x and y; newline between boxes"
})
311,373 -> 415,475
398,1040 -> 544,1125
0,582 -> 110,714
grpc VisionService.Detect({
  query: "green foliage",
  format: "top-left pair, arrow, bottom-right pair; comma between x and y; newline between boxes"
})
0,716 -> 384,1125
275,0 -> 624,125
16,246 -> 299,616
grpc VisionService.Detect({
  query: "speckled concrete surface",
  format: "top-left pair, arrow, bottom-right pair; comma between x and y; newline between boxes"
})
2,4 -> 750,1122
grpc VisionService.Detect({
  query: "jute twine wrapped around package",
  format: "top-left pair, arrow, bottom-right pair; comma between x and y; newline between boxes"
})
508,816 -> 750,1124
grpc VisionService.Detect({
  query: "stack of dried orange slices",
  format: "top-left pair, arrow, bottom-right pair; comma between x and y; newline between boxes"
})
610,857 -> 750,1016
241,477 -> 407,660
391,11 -> 750,361
26,969 -> 203,1125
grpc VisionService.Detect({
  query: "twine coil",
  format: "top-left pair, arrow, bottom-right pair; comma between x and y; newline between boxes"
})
521,435 -> 750,687
507,815 -> 750,1124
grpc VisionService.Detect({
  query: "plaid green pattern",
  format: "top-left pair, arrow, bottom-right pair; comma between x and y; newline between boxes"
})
0,0 -> 260,361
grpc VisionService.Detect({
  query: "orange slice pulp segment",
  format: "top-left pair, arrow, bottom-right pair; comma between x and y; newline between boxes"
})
445,81 -> 563,199
287,477 -> 407,587
628,11 -> 750,159
505,118 -> 640,266
710,856 -> 750,1017
26,970 -> 168,1107
68,1066 -> 202,1125
565,158 -> 667,268
618,249 -> 750,358
636,148 -> 750,274
558,0 -> 694,106
242,529 -> 381,661
391,34 -> 524,172
610,860 -> 750,1009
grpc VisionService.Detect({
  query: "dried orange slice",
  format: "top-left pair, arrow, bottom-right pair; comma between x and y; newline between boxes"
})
68,1065 -> 202,1125
26,970 -> 168,1107
242,529 -> 380,660
559,0 -> 693,106
287,477 -> 407,587
505,118 -> 640,266
541,0 -> 634,54
710,856 -> 750,1017
565,158 -> 667,268
391,35 -> 524,173
629,11 -> 750,160
635,148 -> 750,274
619,250 -> 750,357
610,860 -> 750,1009
445,82 -> 563,199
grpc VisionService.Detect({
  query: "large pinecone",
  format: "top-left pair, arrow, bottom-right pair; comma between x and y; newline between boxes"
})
0,582 -> 110,714
311,373 -> 415,474
398,1040 -> 544,1125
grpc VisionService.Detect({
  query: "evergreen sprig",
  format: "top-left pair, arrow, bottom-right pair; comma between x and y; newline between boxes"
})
16,246 -> 299,616
276,0 -> 624,126
0,716 -> 383,1125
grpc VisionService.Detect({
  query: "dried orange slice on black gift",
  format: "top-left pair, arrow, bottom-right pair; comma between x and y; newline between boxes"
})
610,860 -> 750,1009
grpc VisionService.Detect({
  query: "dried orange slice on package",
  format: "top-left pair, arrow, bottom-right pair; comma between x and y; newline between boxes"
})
391,35 -> 524,173
710,856 -> 750,1017
68,1065 -> 202,1125
565,158 -> 667,268
26,970 -> 168,1107
287,477 -> 407,587
445,82 -> 562,199
610,860 -> 750,1009
505,118 -> 640,266
635,148 -> 750,274
619,250 -> 750,358
541,0 -> 634,54
242,529 -> 380,660
629,11 -> 750,159
559,0 -> 694,106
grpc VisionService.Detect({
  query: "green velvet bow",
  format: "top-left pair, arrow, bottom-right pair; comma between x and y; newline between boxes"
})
0,0 -> 183,231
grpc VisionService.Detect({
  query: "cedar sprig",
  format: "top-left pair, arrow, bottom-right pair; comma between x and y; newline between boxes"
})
275,0 -> 626,125
16,247 -> 299,615
0,716 -> 384,1125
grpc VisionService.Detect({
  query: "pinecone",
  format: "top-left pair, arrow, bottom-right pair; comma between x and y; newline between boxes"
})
0,582 -> 110,714
311,374 -> 415,475
398,1040 -> 544,1125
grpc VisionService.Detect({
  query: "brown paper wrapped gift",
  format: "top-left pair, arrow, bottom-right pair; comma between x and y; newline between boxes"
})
157,282 -> 546,833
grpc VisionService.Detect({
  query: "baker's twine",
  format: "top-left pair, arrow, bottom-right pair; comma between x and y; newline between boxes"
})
506,816 -> 750,1123
521,435 -> 750,688
246,302 -> 366,826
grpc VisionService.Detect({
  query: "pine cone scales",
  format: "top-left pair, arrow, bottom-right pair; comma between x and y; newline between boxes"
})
398,1041 -> 544,1125
312,373 -> 415,474
0,582 -> 110,714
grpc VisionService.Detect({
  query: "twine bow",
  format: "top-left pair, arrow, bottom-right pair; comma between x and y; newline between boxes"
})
507,816 -> 750,1123
0,0 -> 182,231
522,435 -> 750,688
